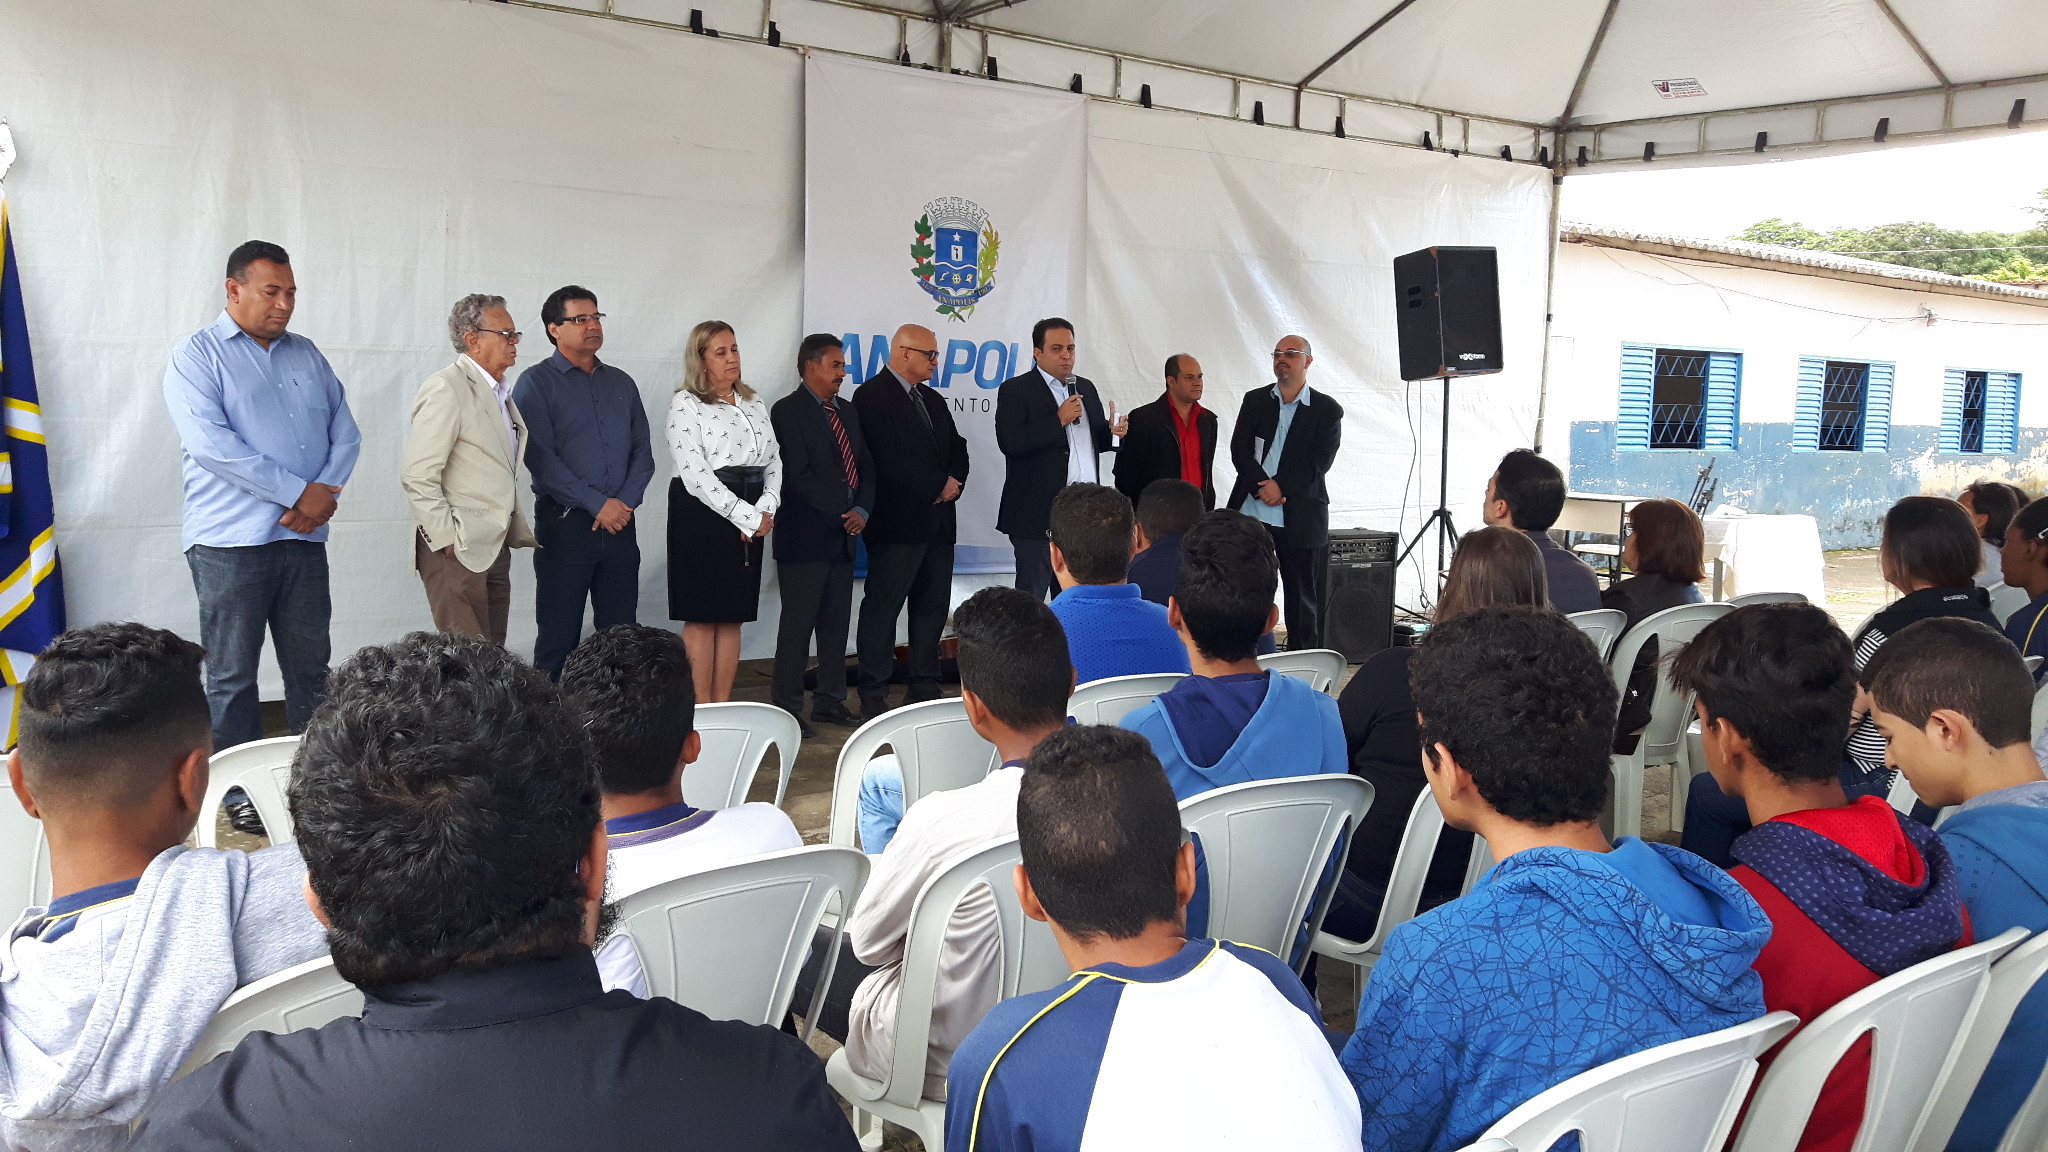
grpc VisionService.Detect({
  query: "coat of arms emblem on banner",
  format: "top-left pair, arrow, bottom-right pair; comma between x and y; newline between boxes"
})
912,197 -> 999,321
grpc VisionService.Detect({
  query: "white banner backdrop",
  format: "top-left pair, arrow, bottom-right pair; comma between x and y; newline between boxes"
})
802,54 -> 1086,569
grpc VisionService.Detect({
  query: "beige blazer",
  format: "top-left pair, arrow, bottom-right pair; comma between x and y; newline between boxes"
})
402,357 -> 539,573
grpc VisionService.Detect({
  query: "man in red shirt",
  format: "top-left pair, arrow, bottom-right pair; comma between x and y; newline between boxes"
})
1113,353 -> 1216,510
1670,602 -> 1969,1152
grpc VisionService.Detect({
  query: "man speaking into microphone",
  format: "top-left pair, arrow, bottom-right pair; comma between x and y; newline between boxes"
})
996,317 -> 1126,600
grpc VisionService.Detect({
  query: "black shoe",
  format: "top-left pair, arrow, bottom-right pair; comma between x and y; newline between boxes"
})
811,702 -> 859,727
903,687 -> 942,706
223,789 -> 268,838
796,716 -> 818,739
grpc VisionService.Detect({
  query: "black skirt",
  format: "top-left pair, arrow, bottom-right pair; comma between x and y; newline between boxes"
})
667,476 -> 764,623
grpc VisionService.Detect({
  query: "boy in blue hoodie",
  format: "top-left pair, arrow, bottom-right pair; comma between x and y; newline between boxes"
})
1865,617 -> 2048,1152
1120,508 -> 1345,800
1341,605 -> 1770,1152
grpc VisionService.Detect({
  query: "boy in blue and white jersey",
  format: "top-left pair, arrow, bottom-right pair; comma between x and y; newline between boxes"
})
946,725 -> 1360,1152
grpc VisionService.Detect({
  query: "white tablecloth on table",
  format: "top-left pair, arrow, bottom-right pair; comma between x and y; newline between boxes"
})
1702,513 -> 1828,606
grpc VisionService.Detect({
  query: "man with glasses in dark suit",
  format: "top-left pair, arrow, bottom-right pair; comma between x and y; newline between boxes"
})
769,334 -> 877,736
1226,334 -> 1343,650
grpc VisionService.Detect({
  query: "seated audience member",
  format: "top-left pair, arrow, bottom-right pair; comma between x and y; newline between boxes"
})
1342,606 -> 1769,1152
1603,497 -> 1707,745
947,726 -> 1361,1152
1480,448 -> 1600,613
1326,526 -> 1542,941
1670,603 -> 1968,1152
133,632 -> 855,1151
1960,479 -> 2023,590
1121,509 -> 1345,802
1048,482 -> 1191,684
1128,478 -> 1204,607
558,624 -> 802,994
1999,497 -> 2048,669
1683,496 -> 1999,866
1864,618 -> 2048,1152
801,587 -> 1074,1098
1,624 -> 327,1152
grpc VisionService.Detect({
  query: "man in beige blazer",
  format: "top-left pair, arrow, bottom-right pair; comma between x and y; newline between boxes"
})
401,294 -> 540,644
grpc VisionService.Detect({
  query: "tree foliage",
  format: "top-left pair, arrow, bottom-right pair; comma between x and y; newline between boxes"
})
1732,190 -> 2048,280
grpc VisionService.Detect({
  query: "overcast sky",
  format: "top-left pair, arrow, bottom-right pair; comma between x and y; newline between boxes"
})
1559,131 -> 2048,241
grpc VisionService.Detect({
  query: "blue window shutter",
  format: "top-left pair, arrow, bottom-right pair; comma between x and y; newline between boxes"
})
1793,357 -> 1824,450
1939,368 -> 1964,453
1703,352 -> 1740,450
1617,345 -> 1653,450
1863,361 -> 1894,453
1988,371 -> 2021,454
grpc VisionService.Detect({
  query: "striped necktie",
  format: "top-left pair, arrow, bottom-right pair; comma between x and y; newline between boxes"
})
822,397 -> 860,490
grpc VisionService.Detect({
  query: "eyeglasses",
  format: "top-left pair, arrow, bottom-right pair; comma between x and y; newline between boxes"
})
1272,349 -> 1307,359
480,328 -> 523,343
903,348 -> 940,363
558,313 -> 605,327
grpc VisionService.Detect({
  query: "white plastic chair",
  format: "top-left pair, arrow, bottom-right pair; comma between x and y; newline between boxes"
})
1725,591 -> 1808,608
1,796 -> 50,920
2028,655 -> 2045,676
175,956 -> 363,1078
1914,929 -> 2048,1152
1312,788 -> 1492,980
613,844 -> 868,1035
1992,583 -> 2032,626
1470,1011 -> 1801,1152
1066,672 -> 1185,725
684,701 -> 802,809
195,735 -> 301,847
1731,927 -> 2027,1152
1567,609 -> 1629,662
1178,773 -> 1373,972
1257,648 -> 1347,694
827,698 -> 998,849
1608,602 -> 1732,838
824,836 -> 1066,1152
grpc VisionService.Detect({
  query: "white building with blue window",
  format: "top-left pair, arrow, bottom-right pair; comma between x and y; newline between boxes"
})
1550,224 -> 2048,548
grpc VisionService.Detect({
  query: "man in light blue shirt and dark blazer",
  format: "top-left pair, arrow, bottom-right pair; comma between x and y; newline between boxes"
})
511,286 -> 654,679
162,241 -> 360,750
1226,335 -> 1342,650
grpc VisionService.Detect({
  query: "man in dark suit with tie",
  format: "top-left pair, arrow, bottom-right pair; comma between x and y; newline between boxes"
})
1113,352 -> 1217,511
851,324 -> 970,718
1227,334 -> 1344,650
995,317 -> 1125,600
769,334 -> 878,736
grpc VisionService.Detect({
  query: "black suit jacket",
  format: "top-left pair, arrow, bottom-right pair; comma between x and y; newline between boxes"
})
769,387 -> 877,564
1226,384 -> 1344,549
1113,393 -> 1217,510
994,369 -> 1114,538
851,367 -> 970,546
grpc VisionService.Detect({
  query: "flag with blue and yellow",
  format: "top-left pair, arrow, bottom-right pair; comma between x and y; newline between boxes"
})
0,195 -> 67,746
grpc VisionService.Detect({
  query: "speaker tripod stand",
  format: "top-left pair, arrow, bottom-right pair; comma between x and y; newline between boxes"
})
1394,374 -> 1460,606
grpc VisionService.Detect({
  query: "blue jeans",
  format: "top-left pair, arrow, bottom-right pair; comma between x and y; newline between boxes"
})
186,541 -> 332,750
857,756 -> 905,853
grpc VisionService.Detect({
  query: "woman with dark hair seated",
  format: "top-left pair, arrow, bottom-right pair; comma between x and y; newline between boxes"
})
1681,495 -> 1999,865
1324,526 -> 1547,940
1961,479 -> 2025,589
1605,498 -> 1706,748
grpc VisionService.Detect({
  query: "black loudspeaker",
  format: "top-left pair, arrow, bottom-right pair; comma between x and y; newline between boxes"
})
1393,245 -> 1503,381
1323,529 -> 1399,663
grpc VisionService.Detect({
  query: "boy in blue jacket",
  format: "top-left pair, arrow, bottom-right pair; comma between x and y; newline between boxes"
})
1120,509 -> 1345,800
1866,617 -> 2048,1152
1340,606 -> 1771,1152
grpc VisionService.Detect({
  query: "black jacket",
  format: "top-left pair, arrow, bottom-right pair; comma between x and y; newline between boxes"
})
770,387 -> 877,565
133,952 -> 858,1152
851,367 -> 970,546
1225,384 -> 1344,549
1113,393 -> 1217,510
994,368 -> 1114,538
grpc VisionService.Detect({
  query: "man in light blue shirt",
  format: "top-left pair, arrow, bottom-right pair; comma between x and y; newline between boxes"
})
162,241 -> 360,750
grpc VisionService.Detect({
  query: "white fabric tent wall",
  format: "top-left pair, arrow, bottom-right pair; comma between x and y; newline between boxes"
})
2,0 -> 1549,680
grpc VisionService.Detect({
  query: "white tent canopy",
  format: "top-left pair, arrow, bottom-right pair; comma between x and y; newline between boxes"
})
553,0 -> 2048,168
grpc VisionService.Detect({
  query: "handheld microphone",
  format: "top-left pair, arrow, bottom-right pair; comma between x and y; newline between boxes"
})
1063,375 -> 1078,398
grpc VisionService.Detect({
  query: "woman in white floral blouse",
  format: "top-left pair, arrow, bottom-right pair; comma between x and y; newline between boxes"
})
666,320 -> 782,702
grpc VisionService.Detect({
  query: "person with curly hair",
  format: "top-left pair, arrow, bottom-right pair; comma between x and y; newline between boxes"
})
135,632 -> 855,1152
1340,606 -> 1770,1152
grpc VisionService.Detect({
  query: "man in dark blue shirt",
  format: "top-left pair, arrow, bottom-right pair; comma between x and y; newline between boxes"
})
134,633 -> 857,1152
513,286 -> 655,678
